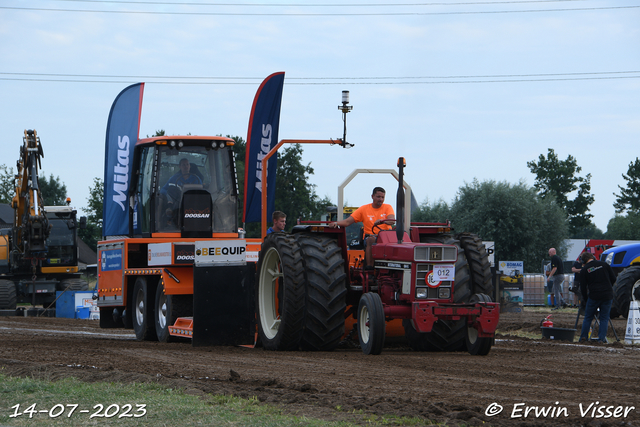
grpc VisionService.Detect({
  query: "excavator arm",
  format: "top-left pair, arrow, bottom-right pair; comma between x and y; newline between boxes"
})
11,129 -> 50,263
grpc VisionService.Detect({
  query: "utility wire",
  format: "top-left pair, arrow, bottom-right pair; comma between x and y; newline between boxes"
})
1,71 -> 638,81
1,76 -> 638,84
1,5 -> 638,15
47,0 -> 594,6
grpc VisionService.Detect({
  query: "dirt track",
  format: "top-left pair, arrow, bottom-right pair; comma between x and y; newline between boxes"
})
0,310 -> 638,426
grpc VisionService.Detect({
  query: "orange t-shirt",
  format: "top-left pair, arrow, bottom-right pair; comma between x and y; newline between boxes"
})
351,203 -> 395,235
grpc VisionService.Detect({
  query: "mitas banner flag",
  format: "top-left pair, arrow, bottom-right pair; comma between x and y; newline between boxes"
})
243,72 -> 285,223
102,83 -> 144,237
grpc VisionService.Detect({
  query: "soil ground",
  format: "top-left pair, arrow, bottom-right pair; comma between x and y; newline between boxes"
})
0,309 -> 638,426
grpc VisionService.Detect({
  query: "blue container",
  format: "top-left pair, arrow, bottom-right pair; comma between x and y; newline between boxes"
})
547,294 -> 551,306
55,291 -> 95,318
75,306 -> 90,319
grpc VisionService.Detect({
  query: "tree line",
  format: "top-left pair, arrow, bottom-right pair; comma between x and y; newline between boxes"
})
2,146 -> 640,273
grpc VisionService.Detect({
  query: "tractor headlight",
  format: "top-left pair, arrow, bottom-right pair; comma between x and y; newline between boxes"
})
415,287 -> 428,299
605,252 -> 613,265
438,287 -> 451,299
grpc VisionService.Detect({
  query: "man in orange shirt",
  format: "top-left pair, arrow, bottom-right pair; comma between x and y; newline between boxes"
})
329,187 -> 395,269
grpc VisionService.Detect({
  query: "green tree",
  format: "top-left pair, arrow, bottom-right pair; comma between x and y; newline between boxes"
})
613,158 -> 640,214
39,173 -> 68,206
527,148 -> 595,237
449,179 -> 569,273
605,213 -> 640,240
0,164 -> 14,204
571,222 -> 604,239
412,198 -> 451,223
79,178 -> 103,252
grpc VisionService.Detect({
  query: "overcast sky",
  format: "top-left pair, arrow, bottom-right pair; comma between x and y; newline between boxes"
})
1,0 -> 638,232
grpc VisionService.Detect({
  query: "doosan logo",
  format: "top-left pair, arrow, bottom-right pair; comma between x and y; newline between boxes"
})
176,255 -> 194,261
184,213 -> 210,219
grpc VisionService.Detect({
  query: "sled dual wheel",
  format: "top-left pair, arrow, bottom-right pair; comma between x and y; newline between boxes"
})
465,293 -> 493,356
154,281 -> 192,342
357,292 -> 385,355
256,233 -> 306,351
0,280 -> 17,310
132,277 -> 157,342
613,266 -> 640,318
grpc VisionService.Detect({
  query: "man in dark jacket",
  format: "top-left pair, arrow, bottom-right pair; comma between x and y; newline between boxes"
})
578,252 -> 616,343
548,248 -> 566,309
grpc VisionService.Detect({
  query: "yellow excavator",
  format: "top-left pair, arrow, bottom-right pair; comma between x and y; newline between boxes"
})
0,130 -> 88,310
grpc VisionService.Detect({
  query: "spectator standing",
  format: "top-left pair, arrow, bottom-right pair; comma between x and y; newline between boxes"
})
578,252 -> 616,343
570,257 -> 584,307
548,248 -> 566,310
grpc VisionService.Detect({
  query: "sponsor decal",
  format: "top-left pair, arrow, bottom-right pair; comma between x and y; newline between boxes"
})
100,249 -> 123,271
174,243 -> 195,264
194,240 -> 247,264
148,242 -> 172,266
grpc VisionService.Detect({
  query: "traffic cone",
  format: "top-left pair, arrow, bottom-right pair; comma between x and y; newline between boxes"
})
625,300 -> 640,345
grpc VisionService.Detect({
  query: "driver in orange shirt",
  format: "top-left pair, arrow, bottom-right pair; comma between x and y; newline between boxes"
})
329,186 -> 395,269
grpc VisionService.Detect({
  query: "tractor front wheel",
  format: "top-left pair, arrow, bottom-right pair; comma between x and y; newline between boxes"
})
357,292 -> 385,355
465,293 -> 493,356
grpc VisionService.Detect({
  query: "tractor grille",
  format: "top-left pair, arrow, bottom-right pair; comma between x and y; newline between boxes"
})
416,264 -> 452,299
414,246 -> 457,262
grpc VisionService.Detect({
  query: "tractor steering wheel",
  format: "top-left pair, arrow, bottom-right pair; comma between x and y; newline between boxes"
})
372,218 -> 396,234
175,173 -> 202,187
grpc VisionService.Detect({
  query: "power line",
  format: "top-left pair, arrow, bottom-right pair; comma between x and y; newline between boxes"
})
1,75 -> 638,85
1,71 -> 638,80
2,5 -> 638,15
47,0 -> 595,6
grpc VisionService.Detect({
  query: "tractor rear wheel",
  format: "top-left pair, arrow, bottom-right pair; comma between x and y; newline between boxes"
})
465,293 -> 493,356
613,266 -> 640,318
456,233 -> 493,297
402,319 -> 435,351
417,235 -> 470,351
154,281 -> 192,342
0,279 -> 17,309
294,233 -> 347,351
256,233 -> 306,351
132,277 -> 157,341
357,292 -> 385,355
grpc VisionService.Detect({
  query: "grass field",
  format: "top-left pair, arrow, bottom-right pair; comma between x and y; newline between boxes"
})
0,374 -> 436,427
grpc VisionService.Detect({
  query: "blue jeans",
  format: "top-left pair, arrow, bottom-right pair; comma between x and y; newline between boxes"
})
551,275 -> 565,308
579,298 -> 613,342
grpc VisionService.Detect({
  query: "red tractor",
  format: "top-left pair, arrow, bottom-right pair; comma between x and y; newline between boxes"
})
255,157 -> 499,355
